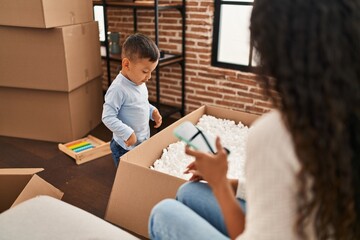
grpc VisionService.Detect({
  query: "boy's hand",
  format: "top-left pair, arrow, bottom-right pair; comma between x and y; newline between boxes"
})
152,108 -> 162,128
125,132 -> 137,147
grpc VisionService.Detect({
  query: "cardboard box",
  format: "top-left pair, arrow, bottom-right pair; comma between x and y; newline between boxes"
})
58,135 -> 111,165
0,21 -> 102,92
105,105 -> 259,238
0,0 -> 93,28
0,78 -> 103,143
0,168 -> 64,213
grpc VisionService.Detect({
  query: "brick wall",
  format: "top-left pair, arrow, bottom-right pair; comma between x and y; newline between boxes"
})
101,0 -> 273,115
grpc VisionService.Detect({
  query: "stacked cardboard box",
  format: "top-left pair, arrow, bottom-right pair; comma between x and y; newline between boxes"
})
0,0 -> 103,142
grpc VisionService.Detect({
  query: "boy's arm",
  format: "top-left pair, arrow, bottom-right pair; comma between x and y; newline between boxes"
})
149,103 -> 156,121
149,103 -> 162,128
149,104 -> 156,121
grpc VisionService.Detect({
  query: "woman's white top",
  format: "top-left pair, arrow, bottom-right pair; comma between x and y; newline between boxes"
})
236,110 -> 315,240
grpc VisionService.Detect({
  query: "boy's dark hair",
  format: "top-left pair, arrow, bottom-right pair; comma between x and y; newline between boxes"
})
122,33 -> 160,62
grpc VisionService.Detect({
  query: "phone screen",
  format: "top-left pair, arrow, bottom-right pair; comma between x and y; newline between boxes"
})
174,121 -> 230,155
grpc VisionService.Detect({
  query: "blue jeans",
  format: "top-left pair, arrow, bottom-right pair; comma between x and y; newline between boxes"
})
148,181 -> 246,240
110,139 -> 128,167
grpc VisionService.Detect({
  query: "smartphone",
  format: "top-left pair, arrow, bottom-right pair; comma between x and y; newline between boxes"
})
173,121 -> 230,155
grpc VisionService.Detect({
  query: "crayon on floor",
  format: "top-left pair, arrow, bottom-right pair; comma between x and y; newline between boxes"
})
73,145 -> 94,153
73,144 -> 94,153
68,141 -> 91,150
71,143 -> 93,151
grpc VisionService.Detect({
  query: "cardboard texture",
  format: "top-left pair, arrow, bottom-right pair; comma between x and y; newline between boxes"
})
105,105 -> 259,238
0,0 -> 93,28
58,135 -> 111,165
0,168 -> 64,213
0,21 -> 102,92
0,78 -> 103,143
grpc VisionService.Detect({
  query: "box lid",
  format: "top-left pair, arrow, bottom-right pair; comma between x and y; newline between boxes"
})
11,175 -> 64,208
0,168 -> 44,175
0,168 -> 63,213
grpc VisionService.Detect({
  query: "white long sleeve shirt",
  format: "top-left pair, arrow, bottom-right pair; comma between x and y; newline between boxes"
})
102,73 -> 155,150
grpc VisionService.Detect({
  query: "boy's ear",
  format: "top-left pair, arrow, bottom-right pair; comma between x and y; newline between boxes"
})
122,57 -> 130,69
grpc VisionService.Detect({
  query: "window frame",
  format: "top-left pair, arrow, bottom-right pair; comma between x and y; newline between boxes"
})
211,0 -> 256,72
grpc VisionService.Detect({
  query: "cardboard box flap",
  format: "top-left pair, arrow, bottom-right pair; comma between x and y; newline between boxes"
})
123,131 -> 178,167
206,105 -> 259,126
0,168 -> 44,175
105,161 -> 185,237
0,175 -> 33,213
11,174 -> 64,209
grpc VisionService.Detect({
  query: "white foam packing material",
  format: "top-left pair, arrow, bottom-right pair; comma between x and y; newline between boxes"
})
151,114 -> 249,199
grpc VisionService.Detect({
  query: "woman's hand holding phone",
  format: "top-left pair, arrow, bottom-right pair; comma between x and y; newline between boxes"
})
184,137 -> 229,188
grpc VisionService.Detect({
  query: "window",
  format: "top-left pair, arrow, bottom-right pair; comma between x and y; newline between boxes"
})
93,6 -> 106,42
211,0 -> 256,72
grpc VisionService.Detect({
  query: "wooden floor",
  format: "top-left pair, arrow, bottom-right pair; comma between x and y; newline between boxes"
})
0,118 -> 177,238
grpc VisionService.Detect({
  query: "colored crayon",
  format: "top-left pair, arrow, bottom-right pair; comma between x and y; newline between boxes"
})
68,141 -> 91,150
73,144 -> 94,153
71,143 -> 92,151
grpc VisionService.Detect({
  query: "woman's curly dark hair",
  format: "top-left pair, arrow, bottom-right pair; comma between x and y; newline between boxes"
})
250,0 -> 360,239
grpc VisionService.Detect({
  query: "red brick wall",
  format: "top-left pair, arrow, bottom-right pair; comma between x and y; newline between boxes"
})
101,0 -> 273,115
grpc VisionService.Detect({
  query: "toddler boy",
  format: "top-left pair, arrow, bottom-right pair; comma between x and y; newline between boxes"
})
102,33 -> 162,167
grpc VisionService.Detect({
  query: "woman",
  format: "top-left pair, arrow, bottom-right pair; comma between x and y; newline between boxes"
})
149,0 -> 360,239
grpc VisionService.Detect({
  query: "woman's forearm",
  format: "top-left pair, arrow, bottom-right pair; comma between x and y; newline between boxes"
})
228,178 -> 238,194
213,179 -> 245,240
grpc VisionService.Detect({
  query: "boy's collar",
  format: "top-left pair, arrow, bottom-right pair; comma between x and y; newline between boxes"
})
120,71 -> 141,86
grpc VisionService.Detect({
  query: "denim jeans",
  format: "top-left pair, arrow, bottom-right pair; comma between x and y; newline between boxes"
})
149,181 -> 246,240
110,139 -> 128,167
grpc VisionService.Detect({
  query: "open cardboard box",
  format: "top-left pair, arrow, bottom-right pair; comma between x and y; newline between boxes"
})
105,105 -> 260,238
0,21 -> 102,92
0,168 -> 64,213
0,0 -> 93,28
